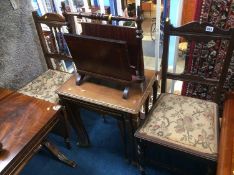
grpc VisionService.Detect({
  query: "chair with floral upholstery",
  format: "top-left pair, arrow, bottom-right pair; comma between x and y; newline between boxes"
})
135,19 -> 234,174
17,12 -> 74,149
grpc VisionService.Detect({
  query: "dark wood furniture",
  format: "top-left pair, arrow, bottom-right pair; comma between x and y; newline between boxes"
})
56,69 -> 157,159
135,19 -> 234,174
18,11 -> 75,148
64,34 -> 132,87
217,92 -> 234,175
32,11 -> 73,71
160,21 -> 234,103
0,89 -> 76,175
0,88 -> 14,153
0,88 -> 14,100
61,3 -> 145,99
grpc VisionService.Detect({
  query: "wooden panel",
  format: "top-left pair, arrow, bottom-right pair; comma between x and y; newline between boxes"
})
217,92 -> 234,175
142,2 -> 151,12
64,34 -> 132,82
80,22 -> 138,73
0,92 -> 59,174
181,0 -> 196,25
57,69 -> 156,114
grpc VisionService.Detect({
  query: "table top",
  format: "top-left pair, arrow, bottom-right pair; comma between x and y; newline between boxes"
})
0,89 -> 59,174
57,69 -> 156,114
0,88 -> 14,100
217,92 -> 234,175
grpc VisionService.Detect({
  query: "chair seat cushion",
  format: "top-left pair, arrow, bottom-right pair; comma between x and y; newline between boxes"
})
18,69 -> 72,103
136,93 -> 218,158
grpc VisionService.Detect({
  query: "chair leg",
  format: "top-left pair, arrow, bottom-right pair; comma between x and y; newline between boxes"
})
137,138 -> 145,175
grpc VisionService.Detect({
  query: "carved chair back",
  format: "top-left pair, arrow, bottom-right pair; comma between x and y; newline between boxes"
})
32,11 -> 73,71
161,19 -> 234,104
61,3 -> 145,82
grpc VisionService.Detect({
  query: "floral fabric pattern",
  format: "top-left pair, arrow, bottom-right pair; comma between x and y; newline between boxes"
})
18,69 -> 72,103
138,93 -> 218,156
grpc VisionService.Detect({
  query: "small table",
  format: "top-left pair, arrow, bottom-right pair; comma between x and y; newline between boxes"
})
57,69 -> 157,158
0,89 -> 75,175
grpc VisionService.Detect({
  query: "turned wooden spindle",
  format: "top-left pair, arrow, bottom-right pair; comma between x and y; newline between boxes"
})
135,5 -> 145,81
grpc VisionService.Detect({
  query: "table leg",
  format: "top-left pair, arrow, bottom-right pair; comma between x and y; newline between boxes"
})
64,101 -> 90,147
43,140 -> 77,167
61,106 -> 72,149
124,113 -> 139,164
118,116 -> 128,160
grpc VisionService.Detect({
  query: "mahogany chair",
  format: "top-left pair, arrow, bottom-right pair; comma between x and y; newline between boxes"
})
135,19 -> 234,174
18,11 -> 74,102
17,12 -> 74,153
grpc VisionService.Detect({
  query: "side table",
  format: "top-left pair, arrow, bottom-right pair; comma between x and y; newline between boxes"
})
57,69 -> 157,159
0,89 -> 76,175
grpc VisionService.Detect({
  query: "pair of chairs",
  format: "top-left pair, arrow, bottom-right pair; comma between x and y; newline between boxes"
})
135,19 -> 234,174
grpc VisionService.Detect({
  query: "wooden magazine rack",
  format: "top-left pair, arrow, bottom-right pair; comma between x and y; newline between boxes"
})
62,3 -> 145,99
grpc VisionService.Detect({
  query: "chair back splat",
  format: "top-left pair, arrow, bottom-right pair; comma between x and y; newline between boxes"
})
161,19 -> 234,104
32,11 -> 73,71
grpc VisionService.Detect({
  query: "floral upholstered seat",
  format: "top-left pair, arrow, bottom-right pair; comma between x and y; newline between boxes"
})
136,93 -> 218,158
18,69 -> 72,103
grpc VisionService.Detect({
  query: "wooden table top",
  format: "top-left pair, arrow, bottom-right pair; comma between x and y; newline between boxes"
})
57,69 -> 156,114
217,92 -> 234,175
0,88 -> 14,100
0,90 -> 59,174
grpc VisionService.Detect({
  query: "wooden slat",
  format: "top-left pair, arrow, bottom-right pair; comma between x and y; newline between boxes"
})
36,20 -> 67,27
64,12 -> 136,22
169,31 -> 232,40
167,72 -> 219,86
45,53 -> 72,61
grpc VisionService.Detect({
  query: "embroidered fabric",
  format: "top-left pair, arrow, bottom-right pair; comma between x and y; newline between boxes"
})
18,70 -> 72,103
138,93 -> 218,156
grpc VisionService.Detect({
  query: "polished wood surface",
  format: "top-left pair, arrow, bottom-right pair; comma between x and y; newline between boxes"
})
0,88 -> 14,100
64,34 -> 133,83
217,92 -> 234,175
0,91 -> 59,175
79,22 -> 140,76
57,69 -> 156,115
